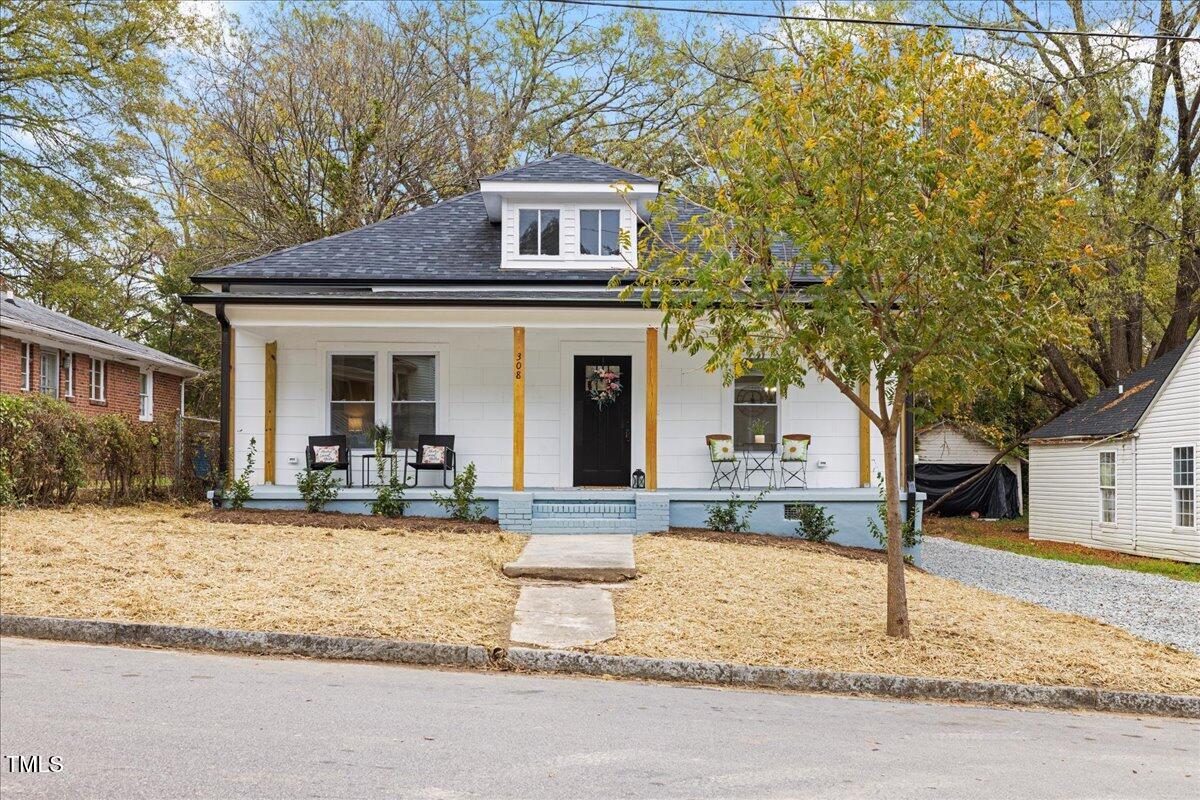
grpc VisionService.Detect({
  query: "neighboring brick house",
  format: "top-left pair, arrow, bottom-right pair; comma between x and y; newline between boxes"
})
0,288 -> 201,422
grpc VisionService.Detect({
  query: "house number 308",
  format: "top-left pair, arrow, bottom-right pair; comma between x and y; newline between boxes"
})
514,353 -> 523,380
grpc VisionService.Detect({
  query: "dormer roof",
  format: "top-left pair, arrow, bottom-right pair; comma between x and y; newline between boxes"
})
479,153 -> 658,184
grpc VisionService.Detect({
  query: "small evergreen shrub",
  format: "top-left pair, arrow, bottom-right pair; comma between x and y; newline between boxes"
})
705,490 -> 765,533
793,503 -> 837,543
296,466 -> 341,513
432,462 -> 485,522
369,424 -> 408,518
225,437 -> 256,509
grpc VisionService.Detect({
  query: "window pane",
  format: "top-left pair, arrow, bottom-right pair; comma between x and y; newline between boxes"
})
392,402 -> 435,450
734,406 -> 777,450
735,374 -> 774,405
579,209 -> 599,255
331,355 -> 374,402
393,355 -> 435,402
331,402 -> 375,449
601,209 -> 621,255
39,352 -> 57,396
1174,447 -> 1195,485
540,209 -> 559,256
519,209 -> 539,255
1099,453 -> 1115,487
1177,488 -> 1195,528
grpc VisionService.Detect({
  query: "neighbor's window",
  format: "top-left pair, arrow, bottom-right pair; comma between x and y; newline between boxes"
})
733,371 -> 778,451
138,371 -> 153,421
38,350 -> 58,397
391,355 -> 436,450
330,354 -> 375,449
579,209 -> 621,256
63,352 -> 73,397
1099,452 -> 1116,524
1174,446 -> 1195,528
89,357 -> 105,401
518,209 -> 560,256
20,342 -> 31,390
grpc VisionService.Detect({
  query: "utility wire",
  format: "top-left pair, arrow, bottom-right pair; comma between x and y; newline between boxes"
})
556,0 -> 1200,44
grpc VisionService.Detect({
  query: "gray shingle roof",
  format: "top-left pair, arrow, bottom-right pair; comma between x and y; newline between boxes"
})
480,153 -> 657,184
1027,338 -> 1194,440
0,295 -> 200,374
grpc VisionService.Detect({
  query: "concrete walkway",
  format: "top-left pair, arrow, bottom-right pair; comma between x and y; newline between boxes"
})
504,534 -> 636,649
502,533 -> 636,582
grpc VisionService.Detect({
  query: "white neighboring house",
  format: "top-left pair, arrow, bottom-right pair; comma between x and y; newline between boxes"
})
179,154 -> 912,546
1028,333 -> 1200,563
916,420 -> 1024,513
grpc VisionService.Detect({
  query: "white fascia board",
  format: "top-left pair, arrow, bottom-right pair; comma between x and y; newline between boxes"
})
478,180 -> 659,221
0,320 -> 203,377
224,304 -> 663,329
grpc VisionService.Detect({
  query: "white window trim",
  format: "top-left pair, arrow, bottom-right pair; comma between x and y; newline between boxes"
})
1098,451 -> 1117,526
516,208 -> 562,258
320,343 -> 449,453
63,352 -> 73,397
89,357 -> 106,402
20,341 -> 31,391
1173,444 -> 1196,530
138,370 -> 154,421
577,208 -> 624,258
732,370 -> 781,450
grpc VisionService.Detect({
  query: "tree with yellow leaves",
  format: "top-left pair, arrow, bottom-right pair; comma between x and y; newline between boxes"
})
628,30 -> 1094,637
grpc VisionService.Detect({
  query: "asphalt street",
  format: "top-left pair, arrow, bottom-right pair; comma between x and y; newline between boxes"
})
0,637 -> 1196,799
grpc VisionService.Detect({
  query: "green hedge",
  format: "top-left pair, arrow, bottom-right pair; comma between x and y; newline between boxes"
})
0,394 -> 215,506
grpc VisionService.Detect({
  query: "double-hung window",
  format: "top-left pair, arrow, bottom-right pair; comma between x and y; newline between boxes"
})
89,357 -> 105,401
19,342 -> 31,390
733,371 -> 778,451
138,372 -> 153,421
330,354 -> 375,449
1174,446 -> 1196,529
518,209 -> 560,256
391,355 -> 436,450
39,350 -> 58,397
579,209 -> 621,256
63,353 -> 73,397
1099,452 -> 1116,524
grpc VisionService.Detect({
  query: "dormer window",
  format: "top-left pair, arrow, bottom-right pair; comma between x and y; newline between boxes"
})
580,209 -> 621,256
518,209 -> 560,256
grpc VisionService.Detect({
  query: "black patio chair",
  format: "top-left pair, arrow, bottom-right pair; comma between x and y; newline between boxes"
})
405,434 -> 457,488
305,435 -> 353,487
706,433 -> 741,490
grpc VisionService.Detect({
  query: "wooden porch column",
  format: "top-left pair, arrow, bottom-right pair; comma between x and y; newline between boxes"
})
512,327 -> 525,491
263,341 -> 277,484
645,326 -> 658,490
858,381 -> 871,487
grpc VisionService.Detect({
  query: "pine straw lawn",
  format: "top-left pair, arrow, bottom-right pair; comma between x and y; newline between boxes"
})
0,505 -> 525,645
597,532 -> 1200,695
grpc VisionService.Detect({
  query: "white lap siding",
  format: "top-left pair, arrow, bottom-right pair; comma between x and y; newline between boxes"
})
1133,338 -> 1199,562
229,324 -> 869,489
1029,439 -> 1135,552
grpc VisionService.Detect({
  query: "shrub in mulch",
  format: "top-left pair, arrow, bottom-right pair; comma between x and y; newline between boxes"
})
662,527 -> 916,567
188,507 -> 499,534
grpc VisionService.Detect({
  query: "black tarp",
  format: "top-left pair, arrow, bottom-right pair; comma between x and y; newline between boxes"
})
916,462 -> 1021,519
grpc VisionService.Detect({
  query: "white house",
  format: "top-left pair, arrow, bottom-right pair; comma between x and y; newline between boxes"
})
916,420 -> 1024,517
1028,333 -> 1199,563
181,154 -> 913,546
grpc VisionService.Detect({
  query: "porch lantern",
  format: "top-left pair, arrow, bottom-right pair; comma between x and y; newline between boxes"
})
631,469 -> 646,489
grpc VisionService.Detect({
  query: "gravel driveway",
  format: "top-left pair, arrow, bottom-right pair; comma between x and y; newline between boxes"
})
921,537 -> 1200,655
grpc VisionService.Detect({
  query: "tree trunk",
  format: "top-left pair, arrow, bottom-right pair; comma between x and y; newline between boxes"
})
880,423 -> 911,638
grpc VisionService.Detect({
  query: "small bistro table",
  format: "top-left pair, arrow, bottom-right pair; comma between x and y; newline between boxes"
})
360,452 -> 403,487
740,444 -> 778,489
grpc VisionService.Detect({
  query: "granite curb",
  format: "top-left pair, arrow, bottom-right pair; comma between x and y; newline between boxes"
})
4,615 -> 1196,718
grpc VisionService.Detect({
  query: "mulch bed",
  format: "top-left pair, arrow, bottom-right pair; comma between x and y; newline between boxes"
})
662,527 -> 902,566
188,508 -> 500,535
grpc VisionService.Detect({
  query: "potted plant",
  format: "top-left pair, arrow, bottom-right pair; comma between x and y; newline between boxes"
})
750,418 -> 767,445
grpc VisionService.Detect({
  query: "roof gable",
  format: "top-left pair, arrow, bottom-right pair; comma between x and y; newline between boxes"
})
1028,336 -> 1196,441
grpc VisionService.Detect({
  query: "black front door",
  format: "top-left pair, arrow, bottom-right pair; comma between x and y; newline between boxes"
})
573,355 -> 632,486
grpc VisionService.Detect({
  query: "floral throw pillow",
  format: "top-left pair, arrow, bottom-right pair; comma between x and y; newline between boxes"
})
421,445 -> 447,465
708,438 -> 735,462
781,438 -> 809,462
312,445 -> 341,464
